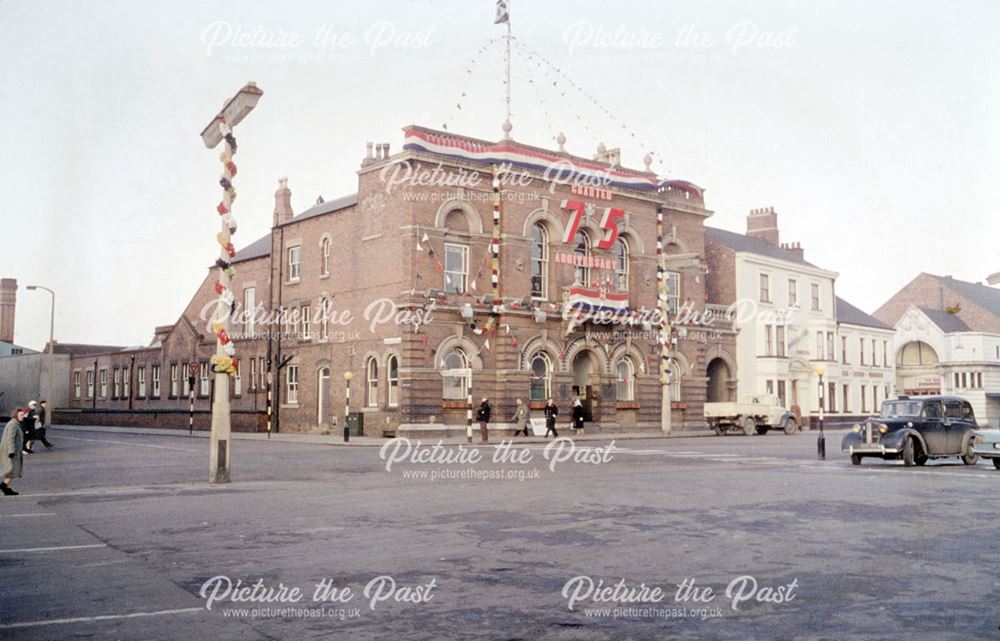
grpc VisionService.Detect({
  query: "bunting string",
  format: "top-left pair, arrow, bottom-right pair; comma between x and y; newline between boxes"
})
210,120 -> 239,375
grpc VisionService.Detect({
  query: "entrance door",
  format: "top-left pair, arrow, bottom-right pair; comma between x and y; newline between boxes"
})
317,367 -> 331,427
572,351 -> 596,421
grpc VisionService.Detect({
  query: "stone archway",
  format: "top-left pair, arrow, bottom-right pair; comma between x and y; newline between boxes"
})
706,358 -> 733,402
571,349 -> 601,421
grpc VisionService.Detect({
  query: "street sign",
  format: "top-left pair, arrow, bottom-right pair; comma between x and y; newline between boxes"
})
188,362 -> 200,377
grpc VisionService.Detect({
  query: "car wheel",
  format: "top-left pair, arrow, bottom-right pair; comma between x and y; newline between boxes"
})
850,454 -> 861,466
756,426 -> 768,436
783,418 -> 797,435
742,417 -> 756,436
962,451 -> 979,466
993,458 -> 1000,470
915,453 -> 928,466
902,437 -> 916,467
712,424 -> 724,436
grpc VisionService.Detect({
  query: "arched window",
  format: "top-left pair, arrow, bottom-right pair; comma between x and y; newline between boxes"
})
530,223 -> 549,299
529,352 -> 552,401
319,297 -> 330,340
616,357 -> 635,401
614,237 -> 630,291
667,358 -> 682,402
321,237 -> 331,275
387,355 -> 399,408
573,230 -> 592,286
442,347 -> 469,399
365,357 -> 378,407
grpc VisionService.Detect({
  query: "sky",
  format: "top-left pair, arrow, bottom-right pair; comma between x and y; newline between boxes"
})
1,0 -> 997,351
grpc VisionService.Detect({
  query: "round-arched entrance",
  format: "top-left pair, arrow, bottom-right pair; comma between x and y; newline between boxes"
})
706,358 -> 734,402
897,340 -> 941,395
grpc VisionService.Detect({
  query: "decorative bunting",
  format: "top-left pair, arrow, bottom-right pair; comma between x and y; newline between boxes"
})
210,118 -> 240,368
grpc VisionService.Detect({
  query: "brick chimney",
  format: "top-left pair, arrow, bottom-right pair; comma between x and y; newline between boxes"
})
747,206 -> 779,246
780,241 -> 805,261
0,278 -> 16,343
273,177 -> 293,227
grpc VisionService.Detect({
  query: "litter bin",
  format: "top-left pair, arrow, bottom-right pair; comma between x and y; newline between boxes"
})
346,412 -> 364,437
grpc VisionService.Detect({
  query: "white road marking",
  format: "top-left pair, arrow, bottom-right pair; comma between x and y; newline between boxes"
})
0,607 -> 203,630
0,543 -> 107,554
0,512 -> 56,518
56,435 -> 200,453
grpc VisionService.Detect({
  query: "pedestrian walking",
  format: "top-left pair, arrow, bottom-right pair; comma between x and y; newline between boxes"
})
544,398 -> 559,438
571,398 -> 586,436
35,400 -> 54,448
1,408 -> 26,496
512,398 -> 530,437
476,397 -> 492,444
22,401 -> 38,454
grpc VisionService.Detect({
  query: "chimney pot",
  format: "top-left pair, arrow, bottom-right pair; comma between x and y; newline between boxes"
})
273,177 -> 294,227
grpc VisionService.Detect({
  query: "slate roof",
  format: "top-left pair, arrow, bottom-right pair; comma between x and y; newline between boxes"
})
836,297 -> 892,330
52,343 -> 127,356
704,227 -> 814,267
932,274 -> 1000,317
231,193 -> 358,264
919,307 -> 972,333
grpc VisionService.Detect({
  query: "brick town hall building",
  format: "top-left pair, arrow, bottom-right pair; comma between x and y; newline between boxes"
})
63,126 -> 738,436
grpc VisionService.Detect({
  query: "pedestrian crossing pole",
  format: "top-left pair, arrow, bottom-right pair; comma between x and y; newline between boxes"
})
466,375 -> 473,444
656,205 -> 673,435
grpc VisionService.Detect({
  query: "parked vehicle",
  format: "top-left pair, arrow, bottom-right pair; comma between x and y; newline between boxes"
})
704,395 -> 798,436
970,424 -> 1000,469
841,395 -> 979,467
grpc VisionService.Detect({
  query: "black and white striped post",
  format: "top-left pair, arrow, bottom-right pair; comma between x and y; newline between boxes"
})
343,371 -> 353,442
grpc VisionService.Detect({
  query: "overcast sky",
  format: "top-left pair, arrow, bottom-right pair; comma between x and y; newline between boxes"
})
1,0 -> 997,350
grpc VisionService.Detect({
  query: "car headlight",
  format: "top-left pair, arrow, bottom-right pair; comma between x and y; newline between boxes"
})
878,424 -> 888,434
852,424 -> 862,433
906,421 -> 914,428
994,442 -> 1000,450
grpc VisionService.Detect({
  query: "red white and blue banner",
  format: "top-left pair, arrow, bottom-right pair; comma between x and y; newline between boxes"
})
403,127 -> 704,197
564,286 -> 630,314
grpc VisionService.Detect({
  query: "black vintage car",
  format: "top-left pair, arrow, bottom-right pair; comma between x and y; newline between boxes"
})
841,395 -> 980,467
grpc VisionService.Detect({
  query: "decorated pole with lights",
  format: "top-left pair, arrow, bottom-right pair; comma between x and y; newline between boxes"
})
656,205 -> 673,435
199,82 -> 262,484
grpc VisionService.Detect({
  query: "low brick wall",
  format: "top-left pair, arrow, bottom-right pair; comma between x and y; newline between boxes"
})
54,408 -> 267,433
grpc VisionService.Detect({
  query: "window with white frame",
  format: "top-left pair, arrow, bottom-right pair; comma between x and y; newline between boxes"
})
573,230 -> 592,286
152,364 -> 160,398
759,273 -> 771,303
301,305 -> 311,339
530,223 -> 549,299
616,357 -> 636,401
668,358 -> 681,402
443,243 -> 468,294
138,366 -> 146,397
113,368 -> 121,398
244,287 -> 255,336
776,325 -> 786,357
387,355 -> 399,408
170,363 -> 178,396
859,338 -> 866,365
366,357 -> 378,407
249,358 -> 257,391
86,370 -> 94,398
233,360 -> 241,395
788,278 -> 797,306
614,237 -> 629,291
530,352 -> 552,401
320,297 -> 330,340
74,371 -> 81,398
442,348 -> 469,399
321,237 -> 331,276
122,367 -> 130,398
100,369 -> 108,398
259,357 -> 266,390
883,340 -> 888,367
288,246 -> 301,281
666,272 -> 680,316
286,365 -> 299,404
182,363 -> 191,395
811,283 -> 821,311
764,325 -> 773,356
200,363 -> 210,396
827,333 -> 835,362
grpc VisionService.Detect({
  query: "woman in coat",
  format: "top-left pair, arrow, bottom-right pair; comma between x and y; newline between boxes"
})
1,408 -> 26,496
571,398 -> 586,436
475,397 -> 492,444
512,399 -> 530,437
543,399 -> 559,438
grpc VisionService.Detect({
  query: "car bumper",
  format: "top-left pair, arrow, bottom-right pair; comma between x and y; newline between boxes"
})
843,444 -> 900,456
971,443 -> 1000,458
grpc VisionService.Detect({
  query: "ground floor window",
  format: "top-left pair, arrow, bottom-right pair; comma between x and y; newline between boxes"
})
616,358 -> 636,401
442,348 -> 469,399
387,355 -> 399,408
530,352 -> 552,401
286,365 -> 299,404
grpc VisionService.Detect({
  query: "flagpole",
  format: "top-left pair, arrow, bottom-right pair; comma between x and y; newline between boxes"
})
505,0 -> 511,129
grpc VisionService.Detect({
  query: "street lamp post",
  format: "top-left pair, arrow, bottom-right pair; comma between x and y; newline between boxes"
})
200,81 -> 263,484
343,371 -> 353,442
26,286 -> 54,428
816,364 -> 826,460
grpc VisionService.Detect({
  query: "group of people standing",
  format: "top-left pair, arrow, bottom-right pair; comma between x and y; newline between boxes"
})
475,397 -> 587,444
1,400 -> 53,496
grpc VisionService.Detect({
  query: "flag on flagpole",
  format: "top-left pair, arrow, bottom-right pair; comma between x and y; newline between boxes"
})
494,0 -> 509,24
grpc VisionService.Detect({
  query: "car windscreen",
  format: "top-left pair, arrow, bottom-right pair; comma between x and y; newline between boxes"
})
880,401 -> 921,418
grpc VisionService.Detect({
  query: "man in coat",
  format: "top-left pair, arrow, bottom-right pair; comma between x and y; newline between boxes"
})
571,398 -> 586,436
512,398 -> 530,437
476,397 -> 492,444
544,398 -> 559,438
1,408 -> 26,495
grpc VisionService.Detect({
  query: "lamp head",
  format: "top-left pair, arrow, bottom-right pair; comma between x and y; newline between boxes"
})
815,364 -> 826,377
343,371 -> 353,382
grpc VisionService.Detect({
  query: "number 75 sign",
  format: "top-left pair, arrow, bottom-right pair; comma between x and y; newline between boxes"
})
559,200 -> 625,249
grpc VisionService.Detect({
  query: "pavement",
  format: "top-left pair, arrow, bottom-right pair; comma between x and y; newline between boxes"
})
1,425 -> 996,641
